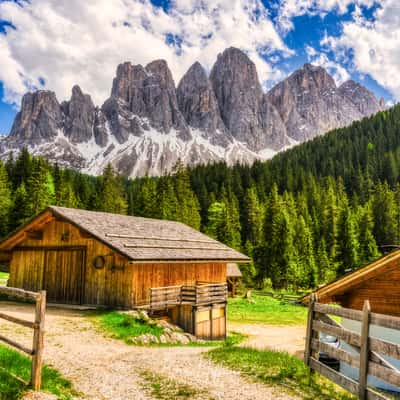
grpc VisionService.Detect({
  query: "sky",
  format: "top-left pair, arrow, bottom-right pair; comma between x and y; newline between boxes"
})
0,0 -> 398,134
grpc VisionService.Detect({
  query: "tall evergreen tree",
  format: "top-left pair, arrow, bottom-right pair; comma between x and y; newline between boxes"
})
336,200 -> 359,276
94,164 -> 128,214
0,161 -> 12,237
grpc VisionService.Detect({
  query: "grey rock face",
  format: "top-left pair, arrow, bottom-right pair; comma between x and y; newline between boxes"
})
10,91 -> 62,142
2,47 -> 385,178
105,60 -> 190,143
177,61 -> 230,146
210,47 -> 287,151
338,80 -> 382,116
61,85 -> 96,143
267,64 -> 382,141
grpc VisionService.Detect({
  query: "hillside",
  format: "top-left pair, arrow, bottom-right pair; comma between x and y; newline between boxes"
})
1,105 -> 400,289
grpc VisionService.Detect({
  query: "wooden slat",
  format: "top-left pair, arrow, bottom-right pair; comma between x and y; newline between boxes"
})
369,336 -> 400,360
0,312 -> 36,329
309,357 -> 359,394
0,286 -> 41,300
313,320 -> 361,347
368,361 -> 400,388
311,339 -> 359,367
0,334 -> 33,355
370,312 -> 400,330
314,303 -> 363,321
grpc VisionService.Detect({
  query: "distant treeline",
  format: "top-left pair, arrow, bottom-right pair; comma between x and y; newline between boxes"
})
2,104 -> 400,289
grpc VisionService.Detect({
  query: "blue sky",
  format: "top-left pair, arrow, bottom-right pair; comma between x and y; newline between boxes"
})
0,0 -> 397,134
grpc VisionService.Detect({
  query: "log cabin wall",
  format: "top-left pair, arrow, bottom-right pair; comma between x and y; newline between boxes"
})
132,262 -> 227,305
8,218 -> 133,307
334,266 -> 400,317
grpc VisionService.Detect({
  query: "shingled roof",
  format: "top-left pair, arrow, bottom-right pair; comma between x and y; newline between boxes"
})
1,206 -> 250,263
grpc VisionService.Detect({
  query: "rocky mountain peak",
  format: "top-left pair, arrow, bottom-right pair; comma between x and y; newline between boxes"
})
9,90 -> 62,142
210,47 -> 271,148
61,85 -> 96,144
293,63 -> 336,92
338,79 -> 383,116
177,62 -> 230,146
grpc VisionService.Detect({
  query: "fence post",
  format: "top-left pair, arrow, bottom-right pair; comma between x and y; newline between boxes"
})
304,292 -> 316,367
358,300 -> 371,400
31,290 -> 46,391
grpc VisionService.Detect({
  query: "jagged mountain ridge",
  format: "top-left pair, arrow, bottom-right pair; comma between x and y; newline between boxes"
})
0,47 -> 383,177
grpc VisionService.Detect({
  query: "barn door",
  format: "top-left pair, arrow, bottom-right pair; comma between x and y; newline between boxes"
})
43,249 -> 85,304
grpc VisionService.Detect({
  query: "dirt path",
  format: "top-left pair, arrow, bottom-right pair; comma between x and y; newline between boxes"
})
0,302 -> 298,400
228,322 -> 306,359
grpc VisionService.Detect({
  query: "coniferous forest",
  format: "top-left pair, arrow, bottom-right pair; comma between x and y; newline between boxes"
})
2,104 -> 400,290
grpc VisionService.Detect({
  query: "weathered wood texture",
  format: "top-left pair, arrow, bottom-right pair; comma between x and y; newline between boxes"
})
132,262 -> 226,306
0,287 -> 46,391
7,218 -> 227,308
305,300 -> 400,399
328,262 -> 400,317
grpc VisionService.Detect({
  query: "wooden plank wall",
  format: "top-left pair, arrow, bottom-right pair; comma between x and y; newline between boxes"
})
334,266 -> 400,317
132,262 -> 226,305
8,219 -> 133,307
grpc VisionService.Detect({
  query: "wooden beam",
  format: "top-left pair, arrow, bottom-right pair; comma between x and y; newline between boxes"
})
0,312 -> 36,329
0,334 -> 32,355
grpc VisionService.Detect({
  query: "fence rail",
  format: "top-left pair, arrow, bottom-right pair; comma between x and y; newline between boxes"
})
305,293 -> 400,399
0,286 -> 46,391
149,283 -> 227,311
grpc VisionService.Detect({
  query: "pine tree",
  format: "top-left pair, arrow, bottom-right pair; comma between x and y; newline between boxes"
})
0,161 -> 12,237
336,200 -> 359,276
358,204 -> 380,265
26,157 -> 55,215
10,182 -> 31,229
157,177 -> 179,220
94,164 -> 128,214
173,161 -> 201,230
372,182 -> 398,246
242,186 -> 263,245
291,216 -> 317,288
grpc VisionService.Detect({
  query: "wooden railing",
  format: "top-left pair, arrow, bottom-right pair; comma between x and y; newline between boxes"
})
149,285 -> 182,311
149,282 -> 227,311
0,286 -> 46,391
305,293 -> 400,399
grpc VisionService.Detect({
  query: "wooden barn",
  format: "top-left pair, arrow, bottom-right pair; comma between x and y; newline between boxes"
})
306,250 -> 400,392
0,206 -> 249,339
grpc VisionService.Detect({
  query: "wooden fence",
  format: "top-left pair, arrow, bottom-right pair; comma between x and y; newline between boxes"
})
0,286 -> 46,391
305,293 -> 400,399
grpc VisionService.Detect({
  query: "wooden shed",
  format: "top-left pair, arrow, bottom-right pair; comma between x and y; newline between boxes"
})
0,206 -> 249,339
305,250 -> 400,392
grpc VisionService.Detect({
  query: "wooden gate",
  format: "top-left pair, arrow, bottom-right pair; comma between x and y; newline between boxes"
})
305,294 -> 400,399
9,247 -> 86,304
43,249 -> 85,304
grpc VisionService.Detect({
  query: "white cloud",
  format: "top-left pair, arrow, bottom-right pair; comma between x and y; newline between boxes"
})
323,0 -> 400,99
0,0 -> 291,107
277,0 -> 377,32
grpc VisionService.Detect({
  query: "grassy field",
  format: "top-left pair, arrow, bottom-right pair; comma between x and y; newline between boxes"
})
227,293 -> 308,325
207,345 -> 355,400
95,311 -> 164,344
0,344 -> 77,400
